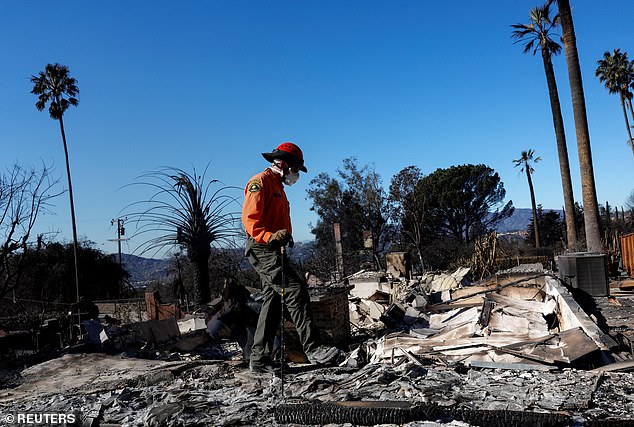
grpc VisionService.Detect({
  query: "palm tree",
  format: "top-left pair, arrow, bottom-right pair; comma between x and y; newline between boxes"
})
514,150 -> 542,248
624,61 -> 634,122
595,49 -> 634,155
556,0 -> 603,253
125,165 -> 241,305
511,3 -> 578,249
31,63 -> 81,302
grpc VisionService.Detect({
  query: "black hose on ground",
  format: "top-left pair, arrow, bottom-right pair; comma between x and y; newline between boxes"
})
275,401 -> 443,425
274,401 -> 575,426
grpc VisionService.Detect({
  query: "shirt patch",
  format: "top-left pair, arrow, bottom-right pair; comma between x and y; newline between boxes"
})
248,179 -> 262,193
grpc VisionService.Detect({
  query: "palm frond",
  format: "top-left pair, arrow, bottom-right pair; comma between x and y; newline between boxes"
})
31,63 -> 79,120
511,4 -> 561,57
121,164 -> 243,258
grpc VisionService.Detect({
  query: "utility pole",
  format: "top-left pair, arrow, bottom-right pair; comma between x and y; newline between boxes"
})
109,218 -> 127,296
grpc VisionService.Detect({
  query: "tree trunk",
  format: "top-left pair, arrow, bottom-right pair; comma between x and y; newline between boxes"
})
58,116 -> 80,303
413,226 -> 425,272
526,166 -> 541,248
404,226 -> 425,273
619,92 -> 634,155
542,50 -> 578,249
416,247 -> 425,273
190,245 -> 211,305
557,0 -> 603,253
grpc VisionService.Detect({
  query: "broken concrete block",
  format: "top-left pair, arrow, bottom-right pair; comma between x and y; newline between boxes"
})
365,300 -> 386,321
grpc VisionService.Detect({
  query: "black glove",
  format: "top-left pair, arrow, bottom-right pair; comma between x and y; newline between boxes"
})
268,229 -> 292,247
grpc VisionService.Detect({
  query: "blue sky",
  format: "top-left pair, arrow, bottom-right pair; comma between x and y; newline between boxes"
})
2,1 -> 633,256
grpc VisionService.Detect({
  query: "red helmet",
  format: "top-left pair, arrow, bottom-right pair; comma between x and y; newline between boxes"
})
262,142 -> 307,172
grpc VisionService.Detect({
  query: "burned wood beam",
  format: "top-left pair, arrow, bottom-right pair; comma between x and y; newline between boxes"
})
479,299 -> 494,327
427,273 -> 547,310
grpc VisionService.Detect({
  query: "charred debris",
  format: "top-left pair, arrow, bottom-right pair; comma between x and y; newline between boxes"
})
1,250 -> 634,426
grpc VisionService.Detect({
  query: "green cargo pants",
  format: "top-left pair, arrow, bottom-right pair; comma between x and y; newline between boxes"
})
245,237 -> 319,364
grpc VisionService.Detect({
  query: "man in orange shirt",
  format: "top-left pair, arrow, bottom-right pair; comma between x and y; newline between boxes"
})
242,142 -> 341,374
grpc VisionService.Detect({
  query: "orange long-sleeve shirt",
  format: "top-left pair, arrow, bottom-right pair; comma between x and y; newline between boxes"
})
242,168 -> 292,244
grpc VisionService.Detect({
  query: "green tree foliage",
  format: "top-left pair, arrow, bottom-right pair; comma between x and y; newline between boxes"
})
595,49 -> 634,154
306,158 -> 389,276
418,164 -> 514,244
11,240 -> 126,303
569,201 -> 586,249
0,240 -> 126,332
31,63 -> 81,303
124,165 -> 242,306
398,164 -> 513,270
388,166 -> 427,271
527,206 -> 565,250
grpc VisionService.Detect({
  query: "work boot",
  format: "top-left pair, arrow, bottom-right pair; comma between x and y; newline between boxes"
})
305,345 -> 342,365
249,357 -> 287,374
249,360 -> 280,374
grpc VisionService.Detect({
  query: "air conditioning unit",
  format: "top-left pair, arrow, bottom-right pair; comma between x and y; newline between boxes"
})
557,252 -> 609,296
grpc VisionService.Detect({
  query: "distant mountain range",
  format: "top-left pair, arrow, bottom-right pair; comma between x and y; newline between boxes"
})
117,208 -> 555,281
494,207 -> 562,233
495,207 -> 532,233
119,253 -> 174,284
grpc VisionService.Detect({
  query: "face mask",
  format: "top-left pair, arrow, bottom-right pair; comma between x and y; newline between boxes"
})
270,162 -> 285,176
284,171 -> 300,186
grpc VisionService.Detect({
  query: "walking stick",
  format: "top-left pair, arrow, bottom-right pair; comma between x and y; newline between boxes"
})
279,245 -> 286,400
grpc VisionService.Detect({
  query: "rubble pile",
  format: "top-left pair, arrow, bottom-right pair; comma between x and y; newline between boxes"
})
2,264 -> 634,426
345,267 -> 610,371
